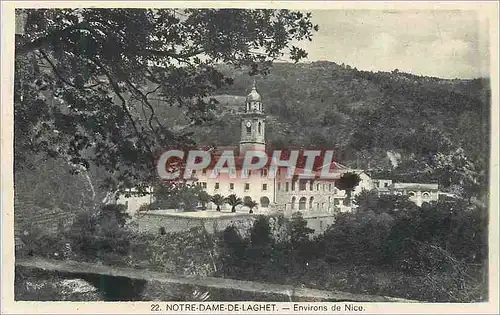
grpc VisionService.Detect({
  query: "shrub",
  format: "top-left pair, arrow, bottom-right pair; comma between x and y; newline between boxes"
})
318,210 -> 395,265
384,199 -> 487,273
63,204 -> 133,265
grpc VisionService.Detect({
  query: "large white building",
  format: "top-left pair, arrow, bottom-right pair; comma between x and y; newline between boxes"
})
118,82 -> 439,215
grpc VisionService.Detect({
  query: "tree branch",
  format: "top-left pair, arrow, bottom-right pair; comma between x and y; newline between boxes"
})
88,57 -> 155,167
38,49 -> 100,89
123,78 -> 182,150
16,23 -> 91,55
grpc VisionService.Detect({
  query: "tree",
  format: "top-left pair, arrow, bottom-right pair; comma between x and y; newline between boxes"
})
289,212 -> 314,246
151,182 -> 206,210
245,200 -> 258,214
335,172 -> 361,206
210,194 -> 225,212
354,189 -> 417,215
198,191 -> 211,210
225,194 -> 242,213
14,8 -> 318,193
288,212 -> 316,266
65,204 -> 133,262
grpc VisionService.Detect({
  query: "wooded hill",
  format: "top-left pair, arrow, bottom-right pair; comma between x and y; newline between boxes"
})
167,61 -> 489,179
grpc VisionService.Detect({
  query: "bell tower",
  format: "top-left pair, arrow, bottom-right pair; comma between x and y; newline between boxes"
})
239,80 -> 266,155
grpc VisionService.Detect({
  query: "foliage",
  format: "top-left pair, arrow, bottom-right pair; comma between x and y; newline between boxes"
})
149,182 -> 206,210
64,204 -> 133,264
287,212 -> 316,266
17,225 -> 70,260
354,189 -> 418,215
317,210 -> 395,265
384,200 -> 488,272
210,194 -> 225,211
225,194 -> 242,212
197,191 -> 211,210
334,172 -> 361,206
18,193 -> 488,302
131,227 -> 218,277
245,199 -> 258,213
289,212 -> 314,246
15,8 -> 318,192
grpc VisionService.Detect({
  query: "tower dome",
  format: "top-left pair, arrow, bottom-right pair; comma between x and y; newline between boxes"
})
246,80 -> 261,102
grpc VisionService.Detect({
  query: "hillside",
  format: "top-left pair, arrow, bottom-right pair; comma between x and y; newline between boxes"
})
173,61 -> 489,178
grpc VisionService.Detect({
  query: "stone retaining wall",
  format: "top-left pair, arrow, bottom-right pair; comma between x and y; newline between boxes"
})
133,211 -> 336,238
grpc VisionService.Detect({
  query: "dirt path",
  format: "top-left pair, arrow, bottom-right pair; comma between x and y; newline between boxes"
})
16,257 -> 418,302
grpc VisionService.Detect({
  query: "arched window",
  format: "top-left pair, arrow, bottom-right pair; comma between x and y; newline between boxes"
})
299,197 -> 307,210
422,192 -> 430,198
409,191 -> 416,197
309,197 -> 314,210
246,125 -> 251,134
260,196 -> 270,207
291,196 -> 296,210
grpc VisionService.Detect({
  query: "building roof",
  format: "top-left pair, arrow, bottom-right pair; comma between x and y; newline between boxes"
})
159,147 -> 352,181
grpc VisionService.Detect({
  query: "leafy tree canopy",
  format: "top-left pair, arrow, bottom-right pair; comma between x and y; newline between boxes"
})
15,8 -> 318,192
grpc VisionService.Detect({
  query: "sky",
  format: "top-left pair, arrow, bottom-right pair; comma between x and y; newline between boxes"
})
294,10 -> 490,79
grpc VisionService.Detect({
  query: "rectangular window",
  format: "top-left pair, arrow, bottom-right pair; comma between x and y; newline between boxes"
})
316,184 -> 320,190
299,180 -> 307,191
384,182 -> 389,187
245,183 -> 250,190
291,181 -> 296,191
286,182 -> 289,192
202,182 -> 207,189
229,183 -> 234,190
329,184 -> 332,191
215,183 -> 219,190
310,181 -> 313,191
277,182 -> 281,191
262,184 -> 267,191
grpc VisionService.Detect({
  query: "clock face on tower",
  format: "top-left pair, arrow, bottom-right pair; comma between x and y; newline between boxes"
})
246,121 -> 252,128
